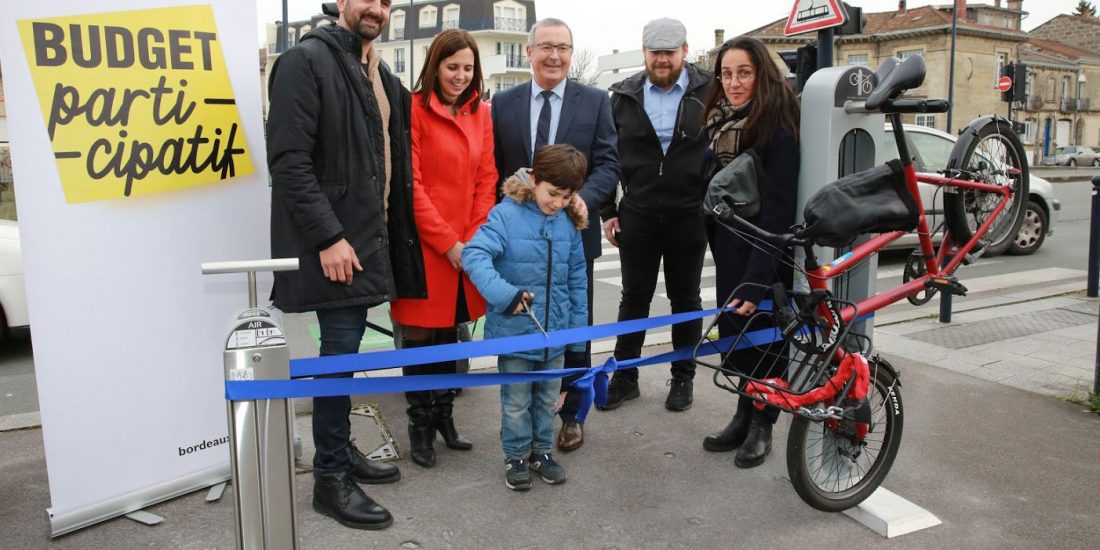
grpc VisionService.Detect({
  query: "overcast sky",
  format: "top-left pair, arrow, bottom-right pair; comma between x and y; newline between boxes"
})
257,0 -> 1084,58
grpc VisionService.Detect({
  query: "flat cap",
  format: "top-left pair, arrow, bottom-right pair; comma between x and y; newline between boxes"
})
643,17 -> 687,50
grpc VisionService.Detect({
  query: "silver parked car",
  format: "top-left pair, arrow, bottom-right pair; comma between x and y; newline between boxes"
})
1041,145 -> 1099,167
883,124 -> 1060,256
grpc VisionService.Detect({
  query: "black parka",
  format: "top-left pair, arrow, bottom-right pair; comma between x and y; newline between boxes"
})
606,63 -> 715,218
267,25 -> 425,312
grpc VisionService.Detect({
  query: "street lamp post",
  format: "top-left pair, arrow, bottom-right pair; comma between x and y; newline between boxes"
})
279,0 -> 289,53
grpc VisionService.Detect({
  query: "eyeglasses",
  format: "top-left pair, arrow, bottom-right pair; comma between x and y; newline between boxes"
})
719,70 -> 755,85
534,43 -> 573,55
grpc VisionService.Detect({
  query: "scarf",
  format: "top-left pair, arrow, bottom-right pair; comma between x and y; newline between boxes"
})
705,99 -> 752,179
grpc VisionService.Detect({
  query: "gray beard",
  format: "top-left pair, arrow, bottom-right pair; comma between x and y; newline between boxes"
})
646,65 -> 684,89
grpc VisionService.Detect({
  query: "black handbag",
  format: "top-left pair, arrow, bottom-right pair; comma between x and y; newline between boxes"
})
802,159 -> 919,247
704,148 -> 764,220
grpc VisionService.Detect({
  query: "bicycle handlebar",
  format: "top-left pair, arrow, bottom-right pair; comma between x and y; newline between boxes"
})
718,211 -> 809,249
844,98 -> 951,115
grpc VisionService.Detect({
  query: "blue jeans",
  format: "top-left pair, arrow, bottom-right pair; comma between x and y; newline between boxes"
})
499,354 -> 564,460
312,305 -> 370,474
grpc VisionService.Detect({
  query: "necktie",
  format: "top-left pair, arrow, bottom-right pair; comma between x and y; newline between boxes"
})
534,90 -> 554,156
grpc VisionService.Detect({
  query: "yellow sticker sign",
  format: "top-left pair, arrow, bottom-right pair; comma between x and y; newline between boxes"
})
17,5 -> 254,204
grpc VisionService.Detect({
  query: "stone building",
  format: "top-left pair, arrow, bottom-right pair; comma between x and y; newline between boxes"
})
267,0 -> 535,98
737,1 -> 1028,136
1018,14 -> 1100,158
1029,13 -> 1100,51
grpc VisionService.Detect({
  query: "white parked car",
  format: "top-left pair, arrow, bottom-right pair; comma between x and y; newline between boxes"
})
0,219 -> 28,339
882,124 -> 1060,256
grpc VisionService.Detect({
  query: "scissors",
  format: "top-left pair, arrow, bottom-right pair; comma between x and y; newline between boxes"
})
521,300 -> 548,337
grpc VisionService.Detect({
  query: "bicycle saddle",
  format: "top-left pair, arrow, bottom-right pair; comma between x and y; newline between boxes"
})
865,55 -> 926,110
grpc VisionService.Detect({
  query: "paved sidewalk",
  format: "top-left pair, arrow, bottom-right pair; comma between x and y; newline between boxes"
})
876,292 -> 1097,400
1,289 -> 1098,548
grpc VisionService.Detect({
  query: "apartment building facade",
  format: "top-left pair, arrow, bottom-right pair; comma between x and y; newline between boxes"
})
267,0 -> 535,99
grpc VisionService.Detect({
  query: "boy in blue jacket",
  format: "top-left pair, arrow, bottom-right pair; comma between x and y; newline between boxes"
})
462,144 -> 590,491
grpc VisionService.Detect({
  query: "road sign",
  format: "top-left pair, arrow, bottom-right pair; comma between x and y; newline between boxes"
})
785,0 -> 848,36
997,75 -> 1013,93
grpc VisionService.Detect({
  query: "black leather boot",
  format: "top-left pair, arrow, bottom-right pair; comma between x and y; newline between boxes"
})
348,440 -> 400,484
432,391 -> 473,450
734,414 -> 774,468
703,396 -> 754,452
312,470 -> 393,530
402,337 -> 437,468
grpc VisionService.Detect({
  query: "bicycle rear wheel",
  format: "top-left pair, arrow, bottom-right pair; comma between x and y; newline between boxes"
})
942,117 -> 1029,257
786,357 -> 903,512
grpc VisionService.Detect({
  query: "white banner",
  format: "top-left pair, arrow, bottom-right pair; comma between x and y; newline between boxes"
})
0,0 -> 269,536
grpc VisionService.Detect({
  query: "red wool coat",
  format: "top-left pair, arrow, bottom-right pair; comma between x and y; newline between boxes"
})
390,91 -> 498,327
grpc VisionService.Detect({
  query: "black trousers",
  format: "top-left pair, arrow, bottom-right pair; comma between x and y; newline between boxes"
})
613,205 -> 707,382
558,259 -> 594,424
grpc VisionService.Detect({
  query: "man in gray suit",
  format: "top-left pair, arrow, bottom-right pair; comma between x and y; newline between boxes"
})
490,17 -> 619,453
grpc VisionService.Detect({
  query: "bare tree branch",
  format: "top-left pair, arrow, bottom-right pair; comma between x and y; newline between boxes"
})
568,48 -> 600,87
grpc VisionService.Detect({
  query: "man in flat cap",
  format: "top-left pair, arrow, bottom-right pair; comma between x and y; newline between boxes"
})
601,17 -> 715,412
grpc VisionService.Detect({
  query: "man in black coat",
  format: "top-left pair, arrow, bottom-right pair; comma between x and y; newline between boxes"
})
491,18 -> 619,453
601,18 -> 715,412
267,0 -> 425,530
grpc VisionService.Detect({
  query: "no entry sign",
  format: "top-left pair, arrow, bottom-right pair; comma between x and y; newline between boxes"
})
997,75 -> 1013,92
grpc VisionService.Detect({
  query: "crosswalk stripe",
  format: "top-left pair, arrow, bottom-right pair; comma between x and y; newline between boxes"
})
598,265 -> 717,288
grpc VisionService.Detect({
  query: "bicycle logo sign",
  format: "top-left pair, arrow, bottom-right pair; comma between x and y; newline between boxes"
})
849,71 -> 873,95
833,67 -> 875,107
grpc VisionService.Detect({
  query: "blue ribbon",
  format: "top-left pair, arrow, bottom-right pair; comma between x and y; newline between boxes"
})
289,307 -> 728,378
227,302 -> 872,424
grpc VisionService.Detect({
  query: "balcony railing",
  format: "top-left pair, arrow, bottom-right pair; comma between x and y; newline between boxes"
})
442,20 -> 459,30
505,54 -> 529,69
1060,97 -> 1076,112
1077,97 -> 1091,111
1026,94 -> 1045,111
494,17 -> 526,32
393,27 -> 405,40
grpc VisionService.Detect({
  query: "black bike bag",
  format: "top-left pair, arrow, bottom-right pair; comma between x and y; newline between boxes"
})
801,159 -> 918,247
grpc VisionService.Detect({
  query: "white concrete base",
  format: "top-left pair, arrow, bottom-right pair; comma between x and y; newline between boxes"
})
843,487 -> 942,538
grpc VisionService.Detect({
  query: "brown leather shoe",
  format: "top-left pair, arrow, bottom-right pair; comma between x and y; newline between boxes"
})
555,421 -> 584,452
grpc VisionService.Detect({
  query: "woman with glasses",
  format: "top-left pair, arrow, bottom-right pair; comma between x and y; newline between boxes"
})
700,36 -> 801,469
390,29 -> 498,469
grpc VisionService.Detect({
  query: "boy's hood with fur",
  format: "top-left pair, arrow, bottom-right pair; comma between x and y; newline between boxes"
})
501,168 -> 588,230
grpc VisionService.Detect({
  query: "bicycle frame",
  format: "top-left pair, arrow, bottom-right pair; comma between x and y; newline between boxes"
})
804,113 -> 1017,329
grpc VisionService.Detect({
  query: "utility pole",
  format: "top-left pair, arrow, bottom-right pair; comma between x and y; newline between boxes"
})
940,0 -> 959,323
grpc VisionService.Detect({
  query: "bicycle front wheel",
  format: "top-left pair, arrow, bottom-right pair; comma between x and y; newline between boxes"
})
786,358 -> 904,512
942,117 -> 1029,257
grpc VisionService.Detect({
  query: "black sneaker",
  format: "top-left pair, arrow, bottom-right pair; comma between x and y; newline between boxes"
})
598,375 -> 640,411
664,377 -> 694,411
504,458 -> 532,491
529,452 -> 567,484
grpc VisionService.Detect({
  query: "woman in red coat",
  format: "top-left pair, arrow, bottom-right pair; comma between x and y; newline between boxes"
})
390,29 -> 498,468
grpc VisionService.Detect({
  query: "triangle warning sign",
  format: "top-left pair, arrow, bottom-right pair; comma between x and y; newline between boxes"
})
785,0 -> 848,36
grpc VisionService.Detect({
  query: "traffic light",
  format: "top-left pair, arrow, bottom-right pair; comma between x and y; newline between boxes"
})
796,44 -> 818,93
835,3 -> 867,36
1001,63 -> 1027,103
1013,62 -> 1027,102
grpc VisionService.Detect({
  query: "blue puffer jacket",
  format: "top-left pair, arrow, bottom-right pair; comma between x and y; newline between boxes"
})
462,169 -> 589,361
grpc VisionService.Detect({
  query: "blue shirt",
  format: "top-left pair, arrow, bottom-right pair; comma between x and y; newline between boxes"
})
644,68 -> 689,154
529,79 -> 569,157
